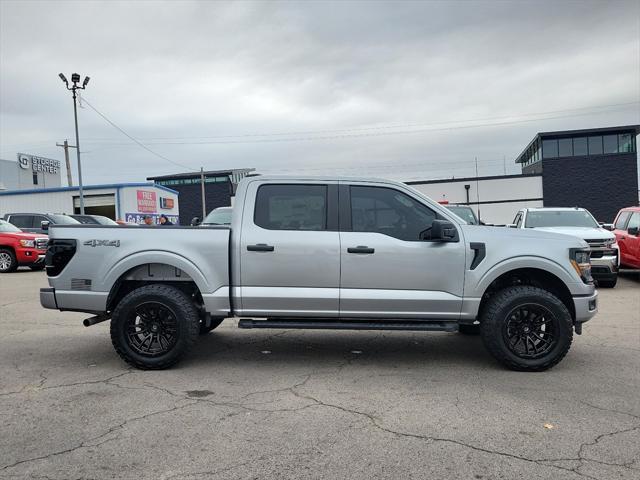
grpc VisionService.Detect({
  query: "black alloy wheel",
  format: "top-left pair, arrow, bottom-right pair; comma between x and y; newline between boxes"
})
503,304 -> 557,359
126,302 -> 179,357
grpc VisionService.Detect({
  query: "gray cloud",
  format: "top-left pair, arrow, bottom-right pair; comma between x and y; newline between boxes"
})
1,0 -> 638,184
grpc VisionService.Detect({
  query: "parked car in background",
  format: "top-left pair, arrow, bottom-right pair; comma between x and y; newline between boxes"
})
3,213 -> 80,234
511,207 -> 619,288
70,214 -> 119,226
0,219 -> 48,273
201,206 -> 233,226
612,206 -> 640,269
444,204 -> 480,225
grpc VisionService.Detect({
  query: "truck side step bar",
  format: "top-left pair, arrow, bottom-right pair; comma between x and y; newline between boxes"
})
237,318 -> 459,332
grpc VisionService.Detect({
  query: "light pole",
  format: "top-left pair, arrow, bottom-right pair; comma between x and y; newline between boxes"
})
59,73 -> 90,214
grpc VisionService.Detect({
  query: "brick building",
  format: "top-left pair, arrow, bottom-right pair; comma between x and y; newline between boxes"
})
147,169 -> 253,225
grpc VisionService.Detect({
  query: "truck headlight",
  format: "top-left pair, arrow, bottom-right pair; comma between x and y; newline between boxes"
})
570,248 -> 593,284
19,239 -> 35,248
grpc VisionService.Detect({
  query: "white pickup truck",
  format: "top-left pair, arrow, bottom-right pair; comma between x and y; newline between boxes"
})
41,176 -> 598,371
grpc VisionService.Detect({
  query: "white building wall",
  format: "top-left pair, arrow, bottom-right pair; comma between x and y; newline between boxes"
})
408,175 -> 543,225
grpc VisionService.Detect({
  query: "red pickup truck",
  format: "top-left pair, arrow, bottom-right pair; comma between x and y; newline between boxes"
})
0,219 -> 48,273
612,206 -> 640,269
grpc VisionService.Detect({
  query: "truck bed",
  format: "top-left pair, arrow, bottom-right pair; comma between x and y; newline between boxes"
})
44,225 -> 231,315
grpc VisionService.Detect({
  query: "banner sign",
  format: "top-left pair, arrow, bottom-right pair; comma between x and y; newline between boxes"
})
136,190 -> 157,213
125,213 -> 179,225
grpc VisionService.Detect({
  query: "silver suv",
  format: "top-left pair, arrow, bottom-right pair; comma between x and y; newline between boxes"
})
511,207 -> 619,288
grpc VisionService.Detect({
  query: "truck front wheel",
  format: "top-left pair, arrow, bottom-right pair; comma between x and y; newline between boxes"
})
110,284 -> 200,370
480,286 -> 573,372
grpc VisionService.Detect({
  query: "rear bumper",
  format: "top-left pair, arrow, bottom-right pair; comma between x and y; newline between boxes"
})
40,287 -> 108,312
40,288 -> 57,309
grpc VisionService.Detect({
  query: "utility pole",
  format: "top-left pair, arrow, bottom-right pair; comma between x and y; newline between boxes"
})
200,167 -> 207,219
59,73 -> 90,214
56,140 -> 75,186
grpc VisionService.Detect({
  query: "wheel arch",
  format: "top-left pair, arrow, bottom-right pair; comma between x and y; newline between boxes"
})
477,267 -> 576,322
106,261 -> 205,312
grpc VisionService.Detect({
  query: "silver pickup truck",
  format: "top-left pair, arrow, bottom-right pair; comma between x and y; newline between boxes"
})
40,176 -> 598,371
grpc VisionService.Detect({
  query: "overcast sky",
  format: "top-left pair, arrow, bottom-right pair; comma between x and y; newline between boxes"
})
1,0 -> 639,185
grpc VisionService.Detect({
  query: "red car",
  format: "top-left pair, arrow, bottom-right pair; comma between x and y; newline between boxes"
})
612,206 -> 640,269
0,219 -> 48,273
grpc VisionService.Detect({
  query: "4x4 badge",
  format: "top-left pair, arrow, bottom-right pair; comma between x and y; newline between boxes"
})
83,240 -> 120,247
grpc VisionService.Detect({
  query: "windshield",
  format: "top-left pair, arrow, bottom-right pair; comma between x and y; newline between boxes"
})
48,214 -> 81,225
525,210 -> 598,228
202,208 -> 232,225
0,220 -> 21,233
446,206 -> 478,225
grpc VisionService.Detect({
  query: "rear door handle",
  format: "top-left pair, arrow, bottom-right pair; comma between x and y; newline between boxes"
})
247,244 -> 275,252
347,246 -> 375,254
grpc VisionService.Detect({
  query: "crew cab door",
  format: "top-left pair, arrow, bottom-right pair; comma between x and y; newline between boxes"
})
338,183 -> 466,319
238,181 -> 340,317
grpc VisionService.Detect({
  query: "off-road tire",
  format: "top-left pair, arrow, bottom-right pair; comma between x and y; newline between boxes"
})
597,277 -> 617,288
458,324 -> 480,335
480,286 -> 573,372
0,248 -> 18,273
110,284 -> 199,370
199,318 -> 224,335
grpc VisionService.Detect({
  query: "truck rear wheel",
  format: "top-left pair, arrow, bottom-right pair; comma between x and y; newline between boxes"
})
110,284 -> 199,370
480,286 -> 573,372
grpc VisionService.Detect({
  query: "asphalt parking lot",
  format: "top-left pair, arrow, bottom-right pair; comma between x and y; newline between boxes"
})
1,270 -> 639,480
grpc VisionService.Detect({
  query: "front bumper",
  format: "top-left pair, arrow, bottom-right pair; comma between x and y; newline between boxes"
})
573,289 -> 598,325
17,248 -> 47,265
590,254 -> 618,278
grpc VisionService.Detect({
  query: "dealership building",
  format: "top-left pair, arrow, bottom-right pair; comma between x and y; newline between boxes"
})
409,125 -> 639,224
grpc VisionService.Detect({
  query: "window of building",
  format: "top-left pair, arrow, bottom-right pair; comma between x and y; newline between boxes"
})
618,134 -> 633,153
614,211 -> 631,230
603,135 -> 618,154
542,139 -> 558,158
254,184 -> 327,231
350,186 -> 438,241
573,137 -> 588,156
588,136 -> 603,155
32,173 -> 38,185
558,138 -> 573,157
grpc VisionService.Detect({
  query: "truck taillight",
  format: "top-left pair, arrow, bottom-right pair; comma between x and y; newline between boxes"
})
45,239 -> 77,276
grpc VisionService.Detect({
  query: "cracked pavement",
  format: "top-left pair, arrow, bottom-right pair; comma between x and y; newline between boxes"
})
1,271 -> 639,479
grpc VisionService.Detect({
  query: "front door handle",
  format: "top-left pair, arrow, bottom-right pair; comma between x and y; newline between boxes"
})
247,244 -> 275,252
347,246 -> 375,254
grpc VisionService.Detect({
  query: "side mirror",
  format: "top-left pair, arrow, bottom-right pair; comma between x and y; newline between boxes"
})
41,221 -> 50,232
600,223 -> 614,231
628,226 -> 639,236
190,217 -> 201,226
429,220 -> 458,242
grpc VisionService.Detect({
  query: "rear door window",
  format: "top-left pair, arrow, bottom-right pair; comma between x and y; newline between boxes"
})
7,215 -> 33,229
627,213 -> 640,231
254,184 -> 327,231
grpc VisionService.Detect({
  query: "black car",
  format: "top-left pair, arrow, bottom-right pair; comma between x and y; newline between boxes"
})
3,213 -> 80,234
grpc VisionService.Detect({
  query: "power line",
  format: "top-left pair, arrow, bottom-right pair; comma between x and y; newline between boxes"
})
76,102 -> 639,146
80,100 -> 639,142
80,97 -> 197,172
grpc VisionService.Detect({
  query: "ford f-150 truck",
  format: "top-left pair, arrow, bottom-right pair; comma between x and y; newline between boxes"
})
40,176 -> 598,371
